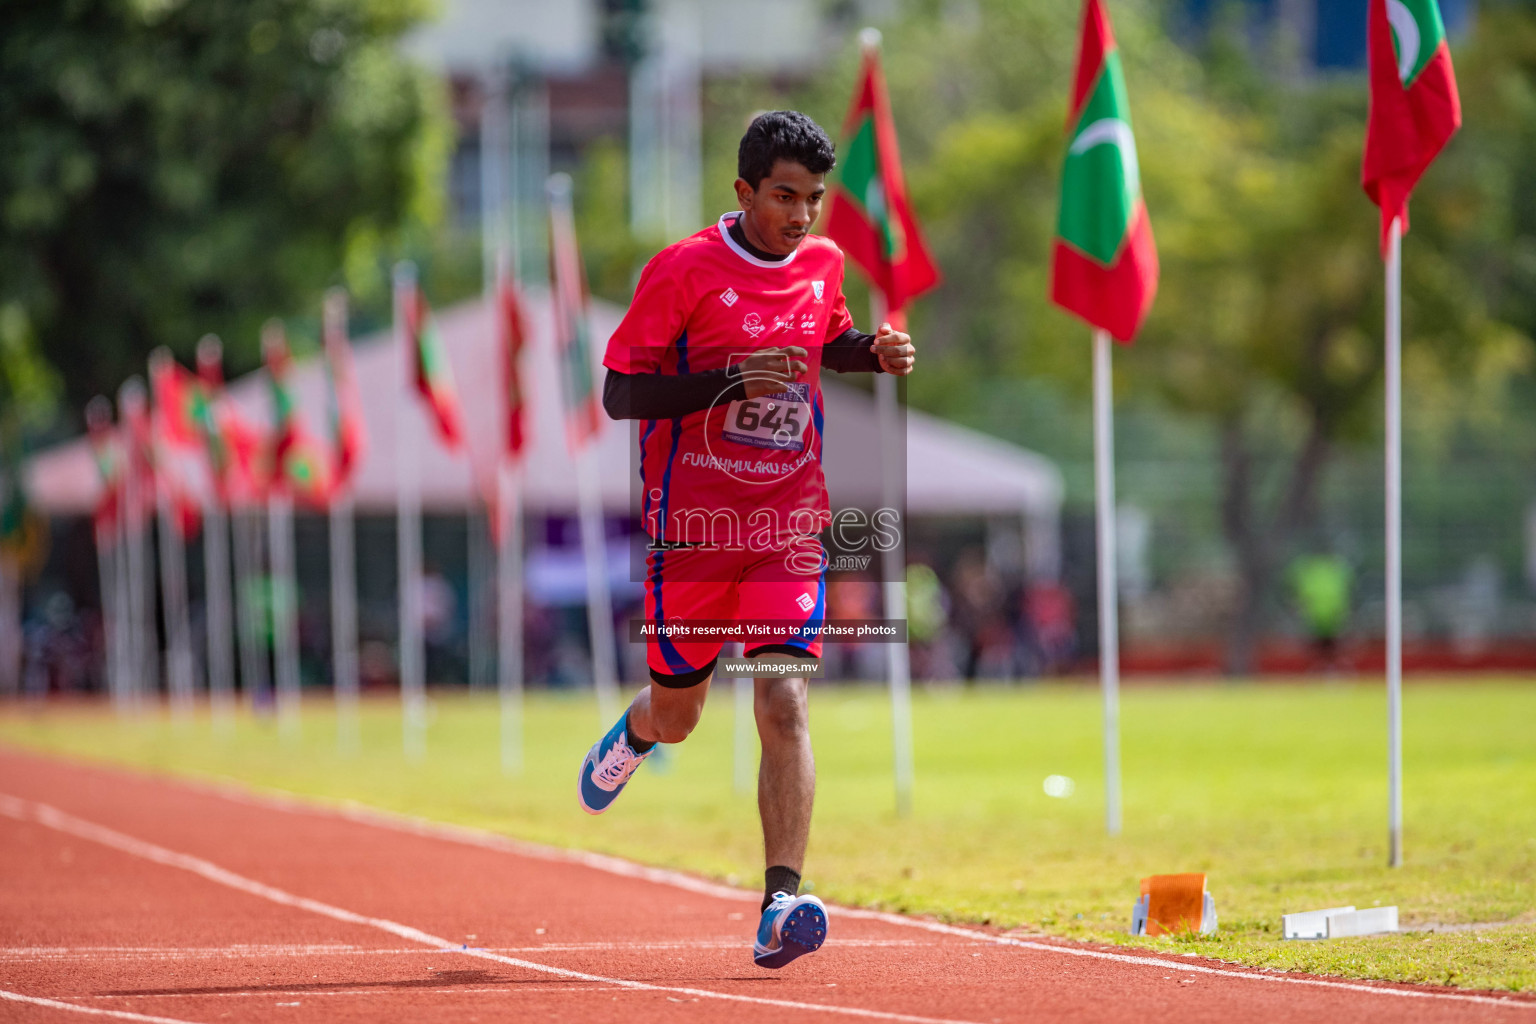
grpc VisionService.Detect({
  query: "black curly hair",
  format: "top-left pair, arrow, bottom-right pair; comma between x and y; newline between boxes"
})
737,110 -> 836,190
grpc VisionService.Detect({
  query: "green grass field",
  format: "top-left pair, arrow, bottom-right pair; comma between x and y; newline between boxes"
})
2,680 -> 1532,992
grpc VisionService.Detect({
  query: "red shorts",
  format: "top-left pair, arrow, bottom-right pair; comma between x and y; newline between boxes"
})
644,542 -> 826,686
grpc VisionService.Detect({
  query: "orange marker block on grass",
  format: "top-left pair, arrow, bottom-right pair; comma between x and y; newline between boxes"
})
1130,873 -> 1217,936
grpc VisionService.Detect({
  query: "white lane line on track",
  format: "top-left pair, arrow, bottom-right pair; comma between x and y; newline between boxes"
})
0,795 -> 982,1024
0,989 -> 205,1024
184,777 -> 1536,1013
0,938 -> 928,961
86,986 -> 635,1001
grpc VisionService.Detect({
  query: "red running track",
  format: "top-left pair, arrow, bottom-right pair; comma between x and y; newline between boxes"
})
0,747 -> 1531,1024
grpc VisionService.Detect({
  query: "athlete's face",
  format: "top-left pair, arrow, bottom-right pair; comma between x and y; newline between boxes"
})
734,159 -> 826,256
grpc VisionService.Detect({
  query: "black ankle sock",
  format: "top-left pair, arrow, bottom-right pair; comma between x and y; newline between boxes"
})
763,866 -> 802,911
625,712 -> 656,754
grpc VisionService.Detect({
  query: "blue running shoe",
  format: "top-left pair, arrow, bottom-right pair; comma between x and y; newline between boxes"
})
577,714 -> 651,815
753,891 -> 828,968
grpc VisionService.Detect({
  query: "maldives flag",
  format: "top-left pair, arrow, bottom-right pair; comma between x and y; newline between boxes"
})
823,42 -> 939,319
85,398 -> 121,541
194,338 -> 236,503
120,384 -> 157,525
1050,0 -> 1158,344
148,353 -> 208,451
148,351 -> 210,536
219,406 -> 269,508
323,290 -> 368,487
263,323 -> 335,509
498,265 -> 530,458
548,176 -> 602,448
1362,0 -> 1461,251
403,285 -> 466,450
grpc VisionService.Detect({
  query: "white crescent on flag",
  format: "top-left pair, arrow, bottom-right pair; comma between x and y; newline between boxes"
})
1387,0 -> 1421,83
1068,117 -> 1141,198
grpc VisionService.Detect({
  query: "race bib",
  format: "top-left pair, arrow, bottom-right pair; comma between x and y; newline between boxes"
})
721,382 -> 811,452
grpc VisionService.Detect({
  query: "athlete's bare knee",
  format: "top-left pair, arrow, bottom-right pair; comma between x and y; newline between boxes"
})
650,686 -> 707,743
755,678 -> 809,744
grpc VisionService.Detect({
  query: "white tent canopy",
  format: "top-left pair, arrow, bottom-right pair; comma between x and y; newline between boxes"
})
26,292 -> 1063,575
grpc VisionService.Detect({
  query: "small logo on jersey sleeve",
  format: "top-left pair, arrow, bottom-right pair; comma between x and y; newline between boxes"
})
720,287 -> 739,307
812,280 -> 824,302
742,311 -> 765,338
796,592 -> 816,613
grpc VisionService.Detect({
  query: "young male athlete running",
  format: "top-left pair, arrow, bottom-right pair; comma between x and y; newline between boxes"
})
578,110 -> 916,969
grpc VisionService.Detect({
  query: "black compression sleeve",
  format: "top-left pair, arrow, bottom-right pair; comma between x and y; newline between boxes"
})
603,365 -> 749,420
822,327 -> 884,374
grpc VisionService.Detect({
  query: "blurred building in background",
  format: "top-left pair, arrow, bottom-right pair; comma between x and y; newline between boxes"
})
405,0 -> 894,240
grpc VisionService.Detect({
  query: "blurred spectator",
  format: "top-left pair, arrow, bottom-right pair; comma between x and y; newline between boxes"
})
906,562 -> 959,681
418,563 -> 462,684
949,547 -> 1012,680
22,592 -> 94,696
1289,552 -> 1351,667
1024,580 -> 1077,675
826,578 -> 884,681
419,564 -> 457,645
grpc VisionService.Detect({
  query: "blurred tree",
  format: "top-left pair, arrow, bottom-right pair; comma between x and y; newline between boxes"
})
0,0 -> 449,419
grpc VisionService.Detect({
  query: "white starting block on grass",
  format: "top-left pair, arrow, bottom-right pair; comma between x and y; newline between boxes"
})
1282,905 -> 1398,940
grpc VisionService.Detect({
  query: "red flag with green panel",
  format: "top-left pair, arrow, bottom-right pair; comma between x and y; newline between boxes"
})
404,287 -> 465,450
548,179 -> 602,448
323,293 -> 368,487
1362,0 -> 1461,251
263,325 -> 335,509
1050,0 -> 1159,344
85,398 -> 122,541
823,43 -> 939,319
194,341 -> 237,505
219,406 -> 269,508
498,267 -> 530,458
149,355 -> 209,451
147,353 -> 208,537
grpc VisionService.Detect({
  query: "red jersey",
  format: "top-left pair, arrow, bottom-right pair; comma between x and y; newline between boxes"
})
604,212 -> 856,546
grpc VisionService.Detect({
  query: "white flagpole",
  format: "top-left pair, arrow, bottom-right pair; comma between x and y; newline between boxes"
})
118,379 -> 152,709
330,490 -> 359,748
231,507 -> 270,710
468,500 -> 491,692
202,496 -> 235,728
493,243 -> 526,773
497,459 -> 525,774
196,337 -> 237,730
1385,215 -> 1404,868
86,397 -> 125,710
114,473 -> 134,711
268,489 -> 301,740
1093,328 -> 1123,836
149,352 -> 198,719
548,173 -> 620,727
114,484 -> 134,711
262,325 -> 302,741
154,460 -> 196,716
395,261 -> 428,760
96,525 -> 119,702
869,289 -> 915,818
325,289 -> 362,753
485,73 -> 527,771
577,447 -> 620,726
471,68 -> 509,700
